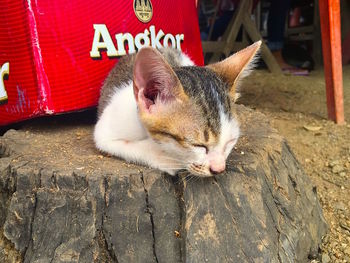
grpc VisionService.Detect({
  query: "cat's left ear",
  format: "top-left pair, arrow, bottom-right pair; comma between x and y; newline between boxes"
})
133,47 -> 185,113
207,41 -> 261,100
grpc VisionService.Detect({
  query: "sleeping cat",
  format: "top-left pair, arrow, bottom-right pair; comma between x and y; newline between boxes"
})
94,41 -> 261,177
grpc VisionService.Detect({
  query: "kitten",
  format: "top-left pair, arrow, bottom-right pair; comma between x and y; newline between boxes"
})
94,41 -> 261,177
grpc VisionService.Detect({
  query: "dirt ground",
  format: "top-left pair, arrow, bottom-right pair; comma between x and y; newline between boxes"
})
240,66 -> 350,262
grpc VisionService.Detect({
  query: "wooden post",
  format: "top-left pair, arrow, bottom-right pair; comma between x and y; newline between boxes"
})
319,0 -> 344,124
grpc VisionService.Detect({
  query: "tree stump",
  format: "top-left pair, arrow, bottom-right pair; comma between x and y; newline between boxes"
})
0,105 -> 327,263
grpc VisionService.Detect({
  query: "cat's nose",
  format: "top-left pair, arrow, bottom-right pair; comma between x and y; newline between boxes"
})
208,151 -> 226,174
209,162 -> 226,174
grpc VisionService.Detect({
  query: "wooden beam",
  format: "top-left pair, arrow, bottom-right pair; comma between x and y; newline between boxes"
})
242,14 -> 282,74
207,0 -> 250,63
319,0 -> 344,124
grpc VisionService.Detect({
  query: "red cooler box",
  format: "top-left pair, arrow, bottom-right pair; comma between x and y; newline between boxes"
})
0,0 -> 203,126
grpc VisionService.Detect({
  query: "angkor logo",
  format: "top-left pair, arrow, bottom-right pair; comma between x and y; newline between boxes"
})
133,0 -> 153,23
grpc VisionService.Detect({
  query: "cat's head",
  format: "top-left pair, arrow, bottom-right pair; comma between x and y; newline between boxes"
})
133,42 -> 261,177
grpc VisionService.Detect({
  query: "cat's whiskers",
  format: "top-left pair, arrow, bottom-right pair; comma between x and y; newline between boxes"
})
157,160 -> 192,170
177,174 -> 193,184
189,176 -> 201,184
183,174 -> 201,184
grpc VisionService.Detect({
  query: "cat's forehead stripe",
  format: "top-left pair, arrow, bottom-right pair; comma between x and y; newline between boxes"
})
204,129 -> 209,142
174,67 -> 231,137
175,68 -> 218,134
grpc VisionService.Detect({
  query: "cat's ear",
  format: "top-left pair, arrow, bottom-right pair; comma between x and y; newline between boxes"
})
207,41 -> 261,99
133,47 -> 183,112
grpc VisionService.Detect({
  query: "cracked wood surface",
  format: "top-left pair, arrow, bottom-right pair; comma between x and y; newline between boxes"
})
0,105 -> 327,263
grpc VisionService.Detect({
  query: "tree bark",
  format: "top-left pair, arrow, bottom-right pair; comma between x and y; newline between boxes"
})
0,105 -> 327,263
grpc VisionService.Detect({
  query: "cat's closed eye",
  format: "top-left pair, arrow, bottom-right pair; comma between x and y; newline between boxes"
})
192,144 -> 209,154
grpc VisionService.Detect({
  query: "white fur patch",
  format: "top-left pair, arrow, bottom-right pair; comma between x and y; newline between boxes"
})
180,53 -> 195,66
94,81 -> 187,175
220,112 -> 240,158
94,82 -> 146,144
208,83 -> 240,156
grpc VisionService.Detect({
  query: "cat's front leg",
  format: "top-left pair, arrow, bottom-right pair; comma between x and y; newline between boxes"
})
94,136 -> 182,175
